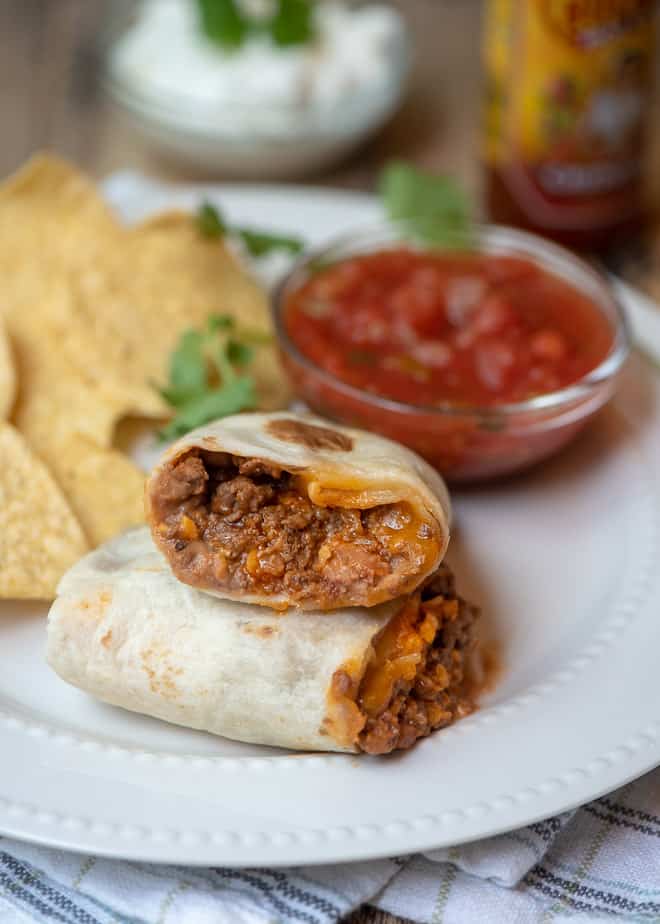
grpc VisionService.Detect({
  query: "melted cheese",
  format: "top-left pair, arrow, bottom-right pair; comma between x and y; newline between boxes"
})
359,595 -> 438,718
295,470 -> 400,509
295,473 -> 443,589
324,591 -> 468,749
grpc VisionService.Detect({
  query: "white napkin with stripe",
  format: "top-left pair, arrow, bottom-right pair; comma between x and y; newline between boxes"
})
0,769 -> 658,923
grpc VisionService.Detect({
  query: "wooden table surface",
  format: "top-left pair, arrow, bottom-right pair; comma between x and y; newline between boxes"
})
1,3 -> 657,923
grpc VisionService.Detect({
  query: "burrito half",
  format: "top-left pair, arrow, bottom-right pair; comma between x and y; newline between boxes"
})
146,412 -> 451,611
47,527 -> 479,754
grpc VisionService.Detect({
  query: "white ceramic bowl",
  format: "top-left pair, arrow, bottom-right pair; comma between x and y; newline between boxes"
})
102,3 -> 410,178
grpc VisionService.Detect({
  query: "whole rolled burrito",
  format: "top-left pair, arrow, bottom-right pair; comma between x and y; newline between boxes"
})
146,412 -> 451,611
47,527 -> 479,754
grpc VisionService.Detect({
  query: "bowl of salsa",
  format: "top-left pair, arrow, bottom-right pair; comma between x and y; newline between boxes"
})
274,225 -> 630,481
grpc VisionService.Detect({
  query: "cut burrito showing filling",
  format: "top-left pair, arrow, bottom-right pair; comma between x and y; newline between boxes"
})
47,527 -> 480,754
146,412 -> 451,611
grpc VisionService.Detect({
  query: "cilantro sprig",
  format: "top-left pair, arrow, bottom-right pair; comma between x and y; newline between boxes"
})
197,201 -> 304,258
380,161 -> 473,248
157,315 -> 270,441
270,0 -> 315,47
197,0 -> 248,49
196,0 -> 316,51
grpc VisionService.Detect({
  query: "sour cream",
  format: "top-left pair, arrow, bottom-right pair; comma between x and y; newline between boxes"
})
110,0 -> 405,127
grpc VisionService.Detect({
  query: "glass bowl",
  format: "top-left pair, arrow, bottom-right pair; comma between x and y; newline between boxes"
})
100,1 -> 410,178
272,224 -> 630,482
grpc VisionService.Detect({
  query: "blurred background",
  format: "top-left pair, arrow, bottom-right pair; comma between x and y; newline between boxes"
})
2,0 -> 659,271
0,0 -> 501,199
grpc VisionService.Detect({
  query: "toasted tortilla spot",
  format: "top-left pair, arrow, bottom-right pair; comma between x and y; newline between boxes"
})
242,623 -> 278,638
100,629 -> 113,649
266,419 -> 353,452
77,589 -> 113,621
141,647 -> 182,699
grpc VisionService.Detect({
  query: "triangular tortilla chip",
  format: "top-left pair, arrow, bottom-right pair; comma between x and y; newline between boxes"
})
0,422 -> 88,599
42,434 -> 145,547
0,152 -> 121,272
10,290 -> 127,450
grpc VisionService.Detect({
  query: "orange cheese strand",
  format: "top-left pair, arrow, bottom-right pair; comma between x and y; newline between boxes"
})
359,596 -> 439,718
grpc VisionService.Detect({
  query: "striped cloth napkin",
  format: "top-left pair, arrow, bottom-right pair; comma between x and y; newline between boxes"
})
0,768 -> 657,923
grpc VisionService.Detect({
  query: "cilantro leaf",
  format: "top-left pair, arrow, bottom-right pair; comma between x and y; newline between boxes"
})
226,339 -> 254,366
158,378 -> 256,442
197,202 -> 228,239
156,314 -> 269,441
237,227 -> 304,257
270,0 -> 316,47
380,161 -> 473,248
196,203 -> 303,257
196,0 -> 316,52
168,330 -> 207,394
196,0 -> 249,49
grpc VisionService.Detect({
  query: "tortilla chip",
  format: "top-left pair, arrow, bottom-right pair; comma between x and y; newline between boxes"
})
0,152 -> 121,272
44,435 -> 145,546
0,422 -> 88,599
53,211 -> 291,417
0,154 -> 133,441
9,288 -> 129,450
0,316 -> 16,420
8,302 -> 145,546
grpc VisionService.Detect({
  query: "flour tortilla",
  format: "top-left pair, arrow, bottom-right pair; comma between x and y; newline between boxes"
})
146,411 -> 452,609
46,527 -> 403,752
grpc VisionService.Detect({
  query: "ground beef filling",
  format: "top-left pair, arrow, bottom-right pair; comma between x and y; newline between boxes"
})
151,450 -> 433,608
354,565 -> 479,755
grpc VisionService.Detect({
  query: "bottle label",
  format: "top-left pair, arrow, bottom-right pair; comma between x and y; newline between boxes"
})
484,0 -> 655,230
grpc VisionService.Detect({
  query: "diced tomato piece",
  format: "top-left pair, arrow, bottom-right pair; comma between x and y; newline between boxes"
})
335,304 -> 389,346
530,329 -> 567,363
411,340 -> 453,369
445,277 -> 487,328
311,261 -> 362,300
475,339 -> 517,393
469,295 -> 517,337
389,283 -> 441,335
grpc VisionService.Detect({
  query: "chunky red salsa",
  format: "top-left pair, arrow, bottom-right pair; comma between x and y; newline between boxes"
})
284,249 -> 614,407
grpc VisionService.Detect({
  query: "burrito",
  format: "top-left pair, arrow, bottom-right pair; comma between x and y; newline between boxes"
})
47,527 -> 479,754
146,412 -> 451,611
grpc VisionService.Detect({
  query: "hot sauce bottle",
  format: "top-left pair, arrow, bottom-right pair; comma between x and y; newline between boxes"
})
482,0 -> 657,251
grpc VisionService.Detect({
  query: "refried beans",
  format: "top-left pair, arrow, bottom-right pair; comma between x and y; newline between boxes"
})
149,449 -> 439,609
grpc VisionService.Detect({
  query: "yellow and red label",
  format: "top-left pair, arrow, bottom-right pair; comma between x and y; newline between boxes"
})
483,0 -> 656,229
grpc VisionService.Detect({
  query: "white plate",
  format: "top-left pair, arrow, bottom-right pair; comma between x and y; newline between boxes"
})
1,180 -> 659,868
